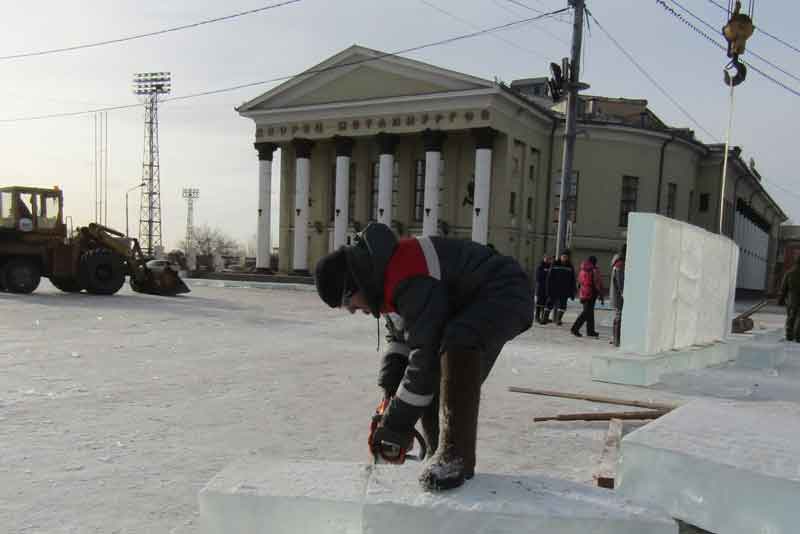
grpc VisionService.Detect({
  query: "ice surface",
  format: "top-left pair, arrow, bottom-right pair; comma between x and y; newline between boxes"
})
200,459 -> 677,534
592,342 -> 737,386
618,400 -> 800,534
365,464 -> 676,534
621,214 -> 739,355
735,342 -> 787,369
199,458 -> 369,534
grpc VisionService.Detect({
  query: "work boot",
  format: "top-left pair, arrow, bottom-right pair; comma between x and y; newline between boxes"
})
420,395 -> 439,457
542,309 -> 552,325
535,306 -> 544,324
555,310 -> 564,326
419,349 -> 481,492
571,327 -> 582,338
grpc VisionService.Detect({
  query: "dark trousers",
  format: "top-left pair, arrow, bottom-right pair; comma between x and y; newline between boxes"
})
787,306 -> 800,341
546,295 -> 568,311
612,305 -> 623,346
572,298 -> 597,334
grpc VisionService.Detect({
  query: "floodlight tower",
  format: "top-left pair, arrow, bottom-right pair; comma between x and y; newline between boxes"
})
182,188 -> 199,269
133,72 -> 171,257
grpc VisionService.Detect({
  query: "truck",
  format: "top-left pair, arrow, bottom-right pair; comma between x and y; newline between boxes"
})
0,185 -> 189,296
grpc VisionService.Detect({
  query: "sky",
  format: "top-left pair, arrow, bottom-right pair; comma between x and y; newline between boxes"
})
0,0 -> 797,252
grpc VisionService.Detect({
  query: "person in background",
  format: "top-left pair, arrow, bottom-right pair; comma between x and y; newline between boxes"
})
571,255 -> 603,338
534,255 -> 552,324
779,255 -> 800,342
546,250 -> 576,326
609,245 -> 626,347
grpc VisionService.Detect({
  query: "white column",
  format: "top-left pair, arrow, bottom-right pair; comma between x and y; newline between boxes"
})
378,154 -> 394,227
472,148 -> 492,244
334,156 -> 350,249
422,151 -> 441,236
255,142 -> 276,271
471,128 -> 495,244
292,139 -> 313,273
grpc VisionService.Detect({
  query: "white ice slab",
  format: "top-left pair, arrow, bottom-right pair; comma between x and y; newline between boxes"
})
621,214 -> 739,356
592,342 -> 736,386
735,342 -> 787,369
618,400 -> 800,534
200,459 -> 677,534
198,458 -> 369,534
365,465 -> 676,534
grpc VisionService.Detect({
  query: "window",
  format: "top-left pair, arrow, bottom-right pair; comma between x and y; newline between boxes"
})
370,161 -> 399,221
513,157 -> 520,173
0,191 -> 12,228
526,197 -> 533,220
551,172 -> 579,224
509,192 -> 517,216
528,165 -> 535,182
38,194 -> 60,229
619,175 -> 639,227
666,183 -> 677,218
414,159 -> 425,222
699,193 -> 710,213
329,163 -> 356,222
688,190 -> 695,222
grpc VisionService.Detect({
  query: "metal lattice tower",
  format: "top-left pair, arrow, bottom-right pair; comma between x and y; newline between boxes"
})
182,188 -> 199,263
133,72 -> 171,257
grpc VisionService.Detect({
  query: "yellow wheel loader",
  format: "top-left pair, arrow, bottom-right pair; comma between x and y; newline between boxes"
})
0,186 -> 189,296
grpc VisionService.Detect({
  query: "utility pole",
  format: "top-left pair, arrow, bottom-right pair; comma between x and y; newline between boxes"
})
555,0 -> 586,257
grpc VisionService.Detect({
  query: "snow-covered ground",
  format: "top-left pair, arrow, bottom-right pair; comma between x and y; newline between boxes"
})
0,281 -> 788,533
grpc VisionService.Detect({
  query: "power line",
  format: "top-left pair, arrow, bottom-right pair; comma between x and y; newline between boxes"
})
419,0 -> 549,60
490,0 -> 571,46
666,0 -> 800,85
0,0 -> 301,62
0,7 -> 571,123
584,7 -> 720,141
704,0 -> 800,55
657,0 -> 800,98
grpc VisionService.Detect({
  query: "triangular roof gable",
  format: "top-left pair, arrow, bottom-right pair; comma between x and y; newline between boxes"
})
237,45 -> 493,112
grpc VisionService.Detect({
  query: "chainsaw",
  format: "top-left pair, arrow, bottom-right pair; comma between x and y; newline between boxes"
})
368,397 -> 428,464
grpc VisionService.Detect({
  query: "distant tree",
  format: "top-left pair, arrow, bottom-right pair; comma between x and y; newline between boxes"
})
180,225 -> 241,257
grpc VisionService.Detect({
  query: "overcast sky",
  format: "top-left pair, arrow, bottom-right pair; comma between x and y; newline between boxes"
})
1,0 -> 797,251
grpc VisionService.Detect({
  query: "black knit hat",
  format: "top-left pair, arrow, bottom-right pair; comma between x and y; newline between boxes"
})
314,247 -> 355,308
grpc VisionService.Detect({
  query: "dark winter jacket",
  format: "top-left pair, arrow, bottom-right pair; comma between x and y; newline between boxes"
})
578,259 -> 603,301
610,256 -> 625,310
345,223 -> 533,431
781,257 -> 800,308
546,260 -> 576,300
535,261 -> 551,301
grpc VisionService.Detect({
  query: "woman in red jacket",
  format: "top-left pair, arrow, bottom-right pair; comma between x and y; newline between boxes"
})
571,256 -> 604,338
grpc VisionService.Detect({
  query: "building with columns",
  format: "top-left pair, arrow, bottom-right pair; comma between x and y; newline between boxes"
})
237,45 -> 786,294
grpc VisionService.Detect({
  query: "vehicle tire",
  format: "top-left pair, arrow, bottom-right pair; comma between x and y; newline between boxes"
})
81,249 -> 126,295
2,258 -> 41,294
50,276 -> 83,293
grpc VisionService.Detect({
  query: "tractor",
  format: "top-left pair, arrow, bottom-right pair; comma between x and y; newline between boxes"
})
0,185 -> 189,296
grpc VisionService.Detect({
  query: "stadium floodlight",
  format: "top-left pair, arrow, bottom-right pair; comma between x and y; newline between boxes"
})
132,72 -> 172,96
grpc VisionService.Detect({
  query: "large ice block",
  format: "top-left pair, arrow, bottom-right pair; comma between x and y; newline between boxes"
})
618,400 -> 800,534
200,458 -> 677,533
621,213 -> 739,356
198,458 -> 369,534
364,465 -> 676,534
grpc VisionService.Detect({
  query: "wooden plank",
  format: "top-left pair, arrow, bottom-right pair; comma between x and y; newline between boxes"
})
594,419 -> 624,489
509,386 -> 677,412
533,410 -> 667,422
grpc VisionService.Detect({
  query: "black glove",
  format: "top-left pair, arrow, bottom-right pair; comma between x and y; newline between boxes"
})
370,422 -> 414,453
378,352 -> 408,397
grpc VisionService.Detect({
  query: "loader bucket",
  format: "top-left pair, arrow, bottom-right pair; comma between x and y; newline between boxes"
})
130,267 -> 191,296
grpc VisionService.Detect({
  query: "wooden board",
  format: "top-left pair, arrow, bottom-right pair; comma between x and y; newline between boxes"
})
594,418 -> 624,489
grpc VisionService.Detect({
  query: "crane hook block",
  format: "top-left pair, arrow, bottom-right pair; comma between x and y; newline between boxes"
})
724,58 -> 747,87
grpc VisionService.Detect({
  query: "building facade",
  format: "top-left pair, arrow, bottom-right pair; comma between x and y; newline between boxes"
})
238,45 -> 787,293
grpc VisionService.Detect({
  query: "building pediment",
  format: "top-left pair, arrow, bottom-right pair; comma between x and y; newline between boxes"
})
237,45 -> 493,113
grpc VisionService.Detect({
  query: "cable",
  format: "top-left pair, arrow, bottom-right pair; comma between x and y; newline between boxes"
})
666,0 -> 800,85
584,7 -> 720,141
419,0 -> 549,60
0,7 -> 571,123
491,0 -> 571,46
0,0 -> 301,61
657,0 -> 800,98
704,0 -> 800,55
